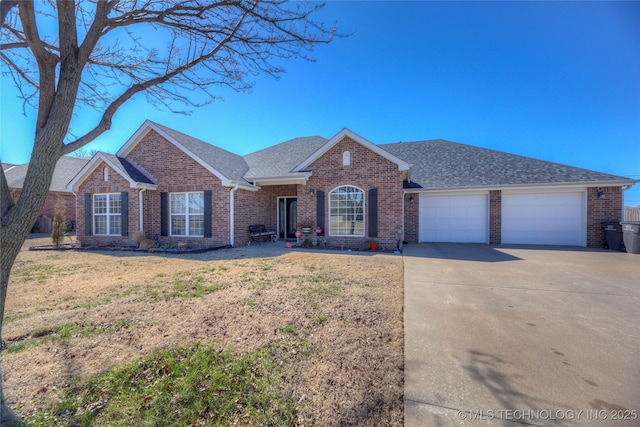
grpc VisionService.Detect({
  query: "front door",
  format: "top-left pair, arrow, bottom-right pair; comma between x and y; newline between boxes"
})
278,197 -> 297,239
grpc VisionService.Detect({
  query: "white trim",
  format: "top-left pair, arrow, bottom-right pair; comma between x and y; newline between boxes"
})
248,173 -> 311,186
169,191 -> 205,237
67,152 -> 158,191
225,181 -> 259,192
93,193 -> 122,236
294,128 -> 411,172
116,120 -> 233,186
139,187 -> 147,232
501,187 -> 587,195
328,185 -> 366,238
277,196 -> 298,239
405,181 -> 636,194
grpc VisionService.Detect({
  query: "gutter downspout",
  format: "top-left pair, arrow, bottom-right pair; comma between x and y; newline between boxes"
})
401,190 -> 405,252
71,190 -> 78,240
622,184 -> 634,220
139,187 -> 148,232
230,183 -> 239,246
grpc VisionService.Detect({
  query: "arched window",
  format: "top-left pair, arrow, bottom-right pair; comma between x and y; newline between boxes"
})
329,185 -> 364,236
103,167 -> 109,182
342,150 -> 351,166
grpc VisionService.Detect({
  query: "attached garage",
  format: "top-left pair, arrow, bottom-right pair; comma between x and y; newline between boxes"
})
419,193 -> 488,243
502,191 -> 586,246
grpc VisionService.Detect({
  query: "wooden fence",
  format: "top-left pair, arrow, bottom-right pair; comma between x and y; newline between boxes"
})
624,206 -> 640,221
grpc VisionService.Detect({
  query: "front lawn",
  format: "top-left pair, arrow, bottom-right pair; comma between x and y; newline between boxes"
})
2,236 -> 404,426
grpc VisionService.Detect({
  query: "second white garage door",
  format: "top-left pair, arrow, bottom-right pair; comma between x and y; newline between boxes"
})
502,192 -> 585,246
419,193 -> 488,243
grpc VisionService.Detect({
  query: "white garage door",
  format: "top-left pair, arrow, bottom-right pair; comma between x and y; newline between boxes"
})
502,192 -> 585,246
419,194 -> 488,243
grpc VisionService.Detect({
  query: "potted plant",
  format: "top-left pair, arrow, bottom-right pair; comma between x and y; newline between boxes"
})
298,220 -> 313,235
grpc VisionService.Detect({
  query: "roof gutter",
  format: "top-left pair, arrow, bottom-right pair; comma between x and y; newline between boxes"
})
248,172 -> 312,186
403,180 -> 639,194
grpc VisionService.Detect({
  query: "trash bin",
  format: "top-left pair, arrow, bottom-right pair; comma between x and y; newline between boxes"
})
602,221 -> 625,251
620,221 -> 640,254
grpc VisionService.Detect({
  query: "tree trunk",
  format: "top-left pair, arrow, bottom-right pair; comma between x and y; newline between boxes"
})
1,106 -> 74,338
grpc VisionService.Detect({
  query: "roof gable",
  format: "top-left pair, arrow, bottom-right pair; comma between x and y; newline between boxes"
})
67,152 -> 156,191
293,128 -> 411,172
117,120 -> 251,187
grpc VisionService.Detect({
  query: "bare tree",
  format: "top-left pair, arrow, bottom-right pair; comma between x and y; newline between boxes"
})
0,0 -> 335,378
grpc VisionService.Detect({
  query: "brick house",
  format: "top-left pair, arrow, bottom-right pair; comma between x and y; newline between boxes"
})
67,120 -> 636,250
4,157 -> 89,231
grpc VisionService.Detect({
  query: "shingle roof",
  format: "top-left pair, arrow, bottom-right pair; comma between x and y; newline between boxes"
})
100,153 -> 156,185
243,136 -> 328,179
5,156 -> 89,193
381,139 -> 632,189
150,122 -> 250,183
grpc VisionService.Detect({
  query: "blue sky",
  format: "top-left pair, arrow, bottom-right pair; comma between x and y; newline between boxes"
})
1,1 -> 639,205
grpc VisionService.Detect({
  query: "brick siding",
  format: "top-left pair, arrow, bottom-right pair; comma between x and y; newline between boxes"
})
303,136 -> 405,250
77,163 -> 141,247
12,190 -> 77,232
586,186 -> 623,249
489,190 -> 502,245
403,193 -> 419,243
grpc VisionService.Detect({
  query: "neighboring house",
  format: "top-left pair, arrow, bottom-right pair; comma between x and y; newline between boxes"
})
4,156 -> 89,230
67,120 -> 636,249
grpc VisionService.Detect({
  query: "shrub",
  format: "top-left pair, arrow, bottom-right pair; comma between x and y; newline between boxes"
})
51,198 -> 67,247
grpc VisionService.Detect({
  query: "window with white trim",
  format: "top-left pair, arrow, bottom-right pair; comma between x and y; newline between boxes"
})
94,193 -> 121,235
170,192 -> 204,236
329,185 -> 364,236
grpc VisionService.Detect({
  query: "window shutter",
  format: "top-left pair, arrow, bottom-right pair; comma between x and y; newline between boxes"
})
204,190 -> 212,238
368,188 -> 378,238
316,190 -> 325,235
160,192 -> 168,236
120,191 -> 128,236
84,193 -> 92,236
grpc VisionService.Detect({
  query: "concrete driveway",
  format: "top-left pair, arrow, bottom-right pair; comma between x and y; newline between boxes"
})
404,244 -> 640,427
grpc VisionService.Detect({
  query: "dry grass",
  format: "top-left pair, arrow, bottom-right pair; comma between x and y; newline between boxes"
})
2,235 -> 404,426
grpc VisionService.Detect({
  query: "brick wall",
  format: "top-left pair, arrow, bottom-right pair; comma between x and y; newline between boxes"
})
489,190 -> 502,245
128,130 -> 232,248
233,185 -> 301,246
77,163 -> 141,247
586,186 -> 623,249
304,136 -> 405,250
404,193 -> 419,242
12,190 -> 77,231
77,130 -> 237,248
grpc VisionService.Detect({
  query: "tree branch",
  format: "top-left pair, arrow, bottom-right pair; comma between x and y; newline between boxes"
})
0,51 -> 39,88
17,0 -> 58,130
64,4 -> 249,154
0,0 -> 17,25
0,41 -> 27,49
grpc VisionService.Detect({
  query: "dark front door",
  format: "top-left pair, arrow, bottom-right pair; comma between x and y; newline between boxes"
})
278,197 -> 297,239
